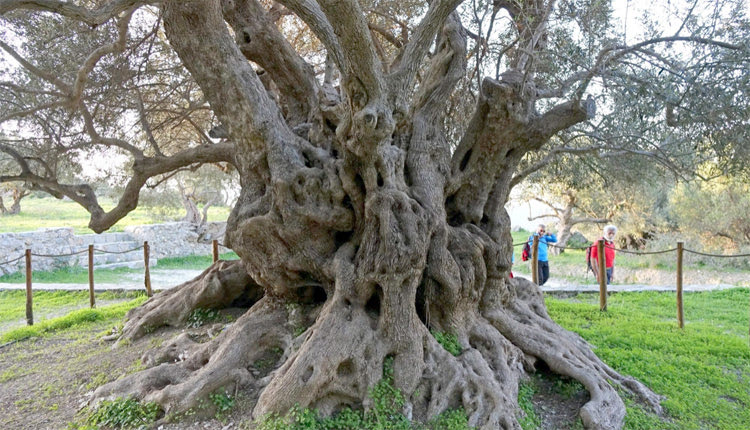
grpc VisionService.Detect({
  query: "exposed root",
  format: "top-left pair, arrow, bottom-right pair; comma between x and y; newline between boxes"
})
485,277 -> 664,429
120,260 -> 260,341
412,318 -> 528,430
254,297 -> 386,418
93,250 -> 661,430
94,297 -> 291,415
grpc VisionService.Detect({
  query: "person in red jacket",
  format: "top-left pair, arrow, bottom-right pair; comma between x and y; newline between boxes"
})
591,225 -> 617,284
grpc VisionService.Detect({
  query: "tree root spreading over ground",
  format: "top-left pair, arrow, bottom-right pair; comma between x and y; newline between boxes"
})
94,262 -> 663,430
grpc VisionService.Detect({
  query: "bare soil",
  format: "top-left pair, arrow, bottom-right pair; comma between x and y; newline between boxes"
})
0,319 -> 249,430
528,365 -> 589,430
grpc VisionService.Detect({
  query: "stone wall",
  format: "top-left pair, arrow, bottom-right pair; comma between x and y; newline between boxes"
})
123,222 -> 227,259
0,222 -> 227,275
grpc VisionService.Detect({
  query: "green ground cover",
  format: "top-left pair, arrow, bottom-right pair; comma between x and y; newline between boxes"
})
2,289 -> 748,428
0,291 -> 147,343
0,196 -> 231,234
545,289 -> 750,429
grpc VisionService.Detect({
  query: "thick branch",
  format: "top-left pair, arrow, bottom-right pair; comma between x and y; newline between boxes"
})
316,0 -> 384,110
162,0 -> 292,158
390,0 -> 463,102
275,0 -> 344,70
533,96 -> 594,138
222,0 -> 318,125
0,0 -> 153,25
410,12 -> 467,119
2,142 -> 236,232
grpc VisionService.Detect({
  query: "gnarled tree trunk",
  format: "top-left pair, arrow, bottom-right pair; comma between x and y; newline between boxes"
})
91,1 -> 662,429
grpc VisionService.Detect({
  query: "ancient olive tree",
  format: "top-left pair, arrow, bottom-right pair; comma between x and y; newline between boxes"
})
2,0 -> 748,428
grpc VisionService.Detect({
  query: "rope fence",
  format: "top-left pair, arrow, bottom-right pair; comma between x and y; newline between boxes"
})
515,236 -> 750,337
1,239 -> 229,327
2,235 -> 747,336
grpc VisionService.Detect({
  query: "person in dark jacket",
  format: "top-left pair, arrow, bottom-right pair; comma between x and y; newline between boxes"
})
528,224 -> 557,285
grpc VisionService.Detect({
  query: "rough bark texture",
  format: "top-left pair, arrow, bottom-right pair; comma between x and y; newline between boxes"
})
80,1 -> 664,429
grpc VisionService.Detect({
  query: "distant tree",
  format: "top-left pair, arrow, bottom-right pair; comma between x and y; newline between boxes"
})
524,187 -> 614,252
670,173 -> 750,248
0,182 -> 29,214
1,1 -> 748,428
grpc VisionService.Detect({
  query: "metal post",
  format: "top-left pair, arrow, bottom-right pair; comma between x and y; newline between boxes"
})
531,236 -> 539,285
25,249 -> 33,325
88,244 -> 95,308
212,239 -> 219,263
144,241 -> 152,297
677,241 -> 684,328
598,239 -> 607,311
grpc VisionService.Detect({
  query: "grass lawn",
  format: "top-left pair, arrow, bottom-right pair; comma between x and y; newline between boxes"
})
0,290 -> 148,343
544,289 -> 750,429
0,196 -> 231,234
1,289 -> 748,428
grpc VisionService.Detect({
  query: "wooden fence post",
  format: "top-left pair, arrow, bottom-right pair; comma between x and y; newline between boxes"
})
88,244 -> 95,308
212,239 -> 219,263
25,249 -> 33,326
598,239 -> 607,311
144,241 -> 152,297
677,241 -> 684,329
531,235 -> 539,285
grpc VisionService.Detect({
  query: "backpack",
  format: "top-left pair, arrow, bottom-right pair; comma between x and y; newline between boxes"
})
521,242 -> 531,261
585,244 -> 594,272
585,238 -> 605,272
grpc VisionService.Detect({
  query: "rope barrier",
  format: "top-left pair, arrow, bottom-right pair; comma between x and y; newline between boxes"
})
0,254 -> 26,266
93,245 -> 144,254
684,248 -> 750,258
0,240 -> 747,269
546,241 -> 679,255
611,247 -> 679,255
31,249 -> 89,258
515,237 -> 748,259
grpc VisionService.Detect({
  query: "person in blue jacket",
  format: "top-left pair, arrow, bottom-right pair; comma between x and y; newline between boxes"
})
528,224 -> 557,285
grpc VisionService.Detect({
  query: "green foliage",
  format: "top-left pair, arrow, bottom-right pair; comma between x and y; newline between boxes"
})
186,308 -> 222,328
431,331 -> 462,356
368,357 -> 410,429
427,409 -> 471,430
210,390 -> 235,420
546,289 -> 750,429
549,376 -> 584,399
254,357 -> 473,430
0,295 -> 147,343
516,383 -> 541,430
85,397 -> 161,428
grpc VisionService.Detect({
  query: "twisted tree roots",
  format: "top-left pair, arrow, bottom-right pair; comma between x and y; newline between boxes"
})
94,263 -> 662,429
